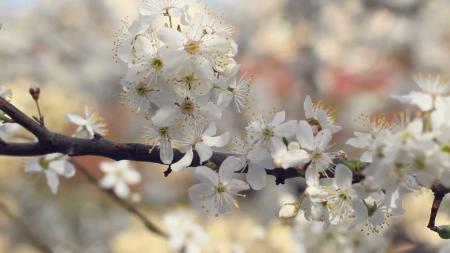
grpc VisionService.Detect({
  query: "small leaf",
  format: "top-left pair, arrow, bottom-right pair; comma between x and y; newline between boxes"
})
340,160 -> 363,172
437,225 -> 450,239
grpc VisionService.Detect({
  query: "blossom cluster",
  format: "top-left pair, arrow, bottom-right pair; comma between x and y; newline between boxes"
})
0,0 -> 448,248
114,0 -> 450,236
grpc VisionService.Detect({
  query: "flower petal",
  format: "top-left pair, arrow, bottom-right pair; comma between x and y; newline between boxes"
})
171,147 -> 194,172
66,114 -> 87,126
44,170 -> 59,194
194,166 -> 218,185
274,120 -> 297,138
160,139 -> 174,164
114,181 -> 130,199
218,156 -> 243,182
335,164 -> 353,189
195,142 -> 213,163
246,164 -> 266,190
297,120 -> 314,150
202,132 -> 230,147
270,111 -> 285,126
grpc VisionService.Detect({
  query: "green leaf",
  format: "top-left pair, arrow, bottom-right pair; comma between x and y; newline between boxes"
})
437,225 -> 450,239
340,160 -> 364,172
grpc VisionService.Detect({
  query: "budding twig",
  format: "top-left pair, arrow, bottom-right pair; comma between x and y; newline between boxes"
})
70,159 -> 168,238
0,201 -> 52,253
29,82 -> 44,126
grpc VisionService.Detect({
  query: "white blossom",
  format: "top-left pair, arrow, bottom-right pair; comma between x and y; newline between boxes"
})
99,160 -> 141,199
164,211 -> 209,253
304,95 -> 341,133
25,154 -> 75,194
171,121 -> 230,172
392,75 -> 450,111
66,107 -> 107,139
189,156 -> 249,215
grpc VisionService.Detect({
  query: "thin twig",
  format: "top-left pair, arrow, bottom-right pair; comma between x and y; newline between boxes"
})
427,184 -> 450,233
70,159 -> 168,238
0,201 -> 52,253
1,93 -> 450,237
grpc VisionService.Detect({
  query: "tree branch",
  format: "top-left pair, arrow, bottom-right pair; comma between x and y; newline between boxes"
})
427,184 -> 450,233
0,201 -> 52,253
1,96 -> 450,239
70,159 -> 168,238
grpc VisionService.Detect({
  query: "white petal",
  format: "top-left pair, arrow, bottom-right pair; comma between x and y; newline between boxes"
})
44,170 -> 60,194
189,183 -> 214,202
217,92 -> 233,108
160,139 -> 174,164
316,129 -> 332,151
297,120 -> 314,150
194,166 -> 218,185
203,102 -> 222,119
99,174 -> 117,189
114,181 -> 130,198
157,27 -> 185,45
171,147 -> 194,172
100,162 -> 116,173
335,164 -> 353,189
203,122 -> 217,136
246,164 -> 266,190
274,120 -> 297,137
195,142 -> 213,163
247,144 -> 270,164
392,91 -> 434,111
218,156 -> 243,182
369,209 -> 385,226
25,158 -> 43,173
151,106 -> 178,127
229,179 -> 250,192
124,169 -> 141,184
352,200 -> 368,220
270,111 -> 285,126
280,149 -> 310,169
66,114 -> 87,126
202,132 -> 230,147
305,167 -> 319,186
304,95 -> 314,119
62,161 -> 76,178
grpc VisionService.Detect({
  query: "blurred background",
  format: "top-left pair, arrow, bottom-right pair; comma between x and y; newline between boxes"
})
1,0 -> 450,252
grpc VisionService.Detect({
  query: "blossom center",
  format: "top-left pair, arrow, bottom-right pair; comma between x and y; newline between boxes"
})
185,40 -> 200,54
179,74 -> 198,90
215,183 -> 227,194
181,98 -> 195,114
135,82 -> 151,96
151,58 -> 164,70
262,127 -> 274,141
114,170 -> 124,178
39,158 -> 50,170
159,127 -> 169,138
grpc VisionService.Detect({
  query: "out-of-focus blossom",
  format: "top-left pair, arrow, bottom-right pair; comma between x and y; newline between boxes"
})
66,107 -> 107,138
99,160 -> 141,199
25,154 -> 76,194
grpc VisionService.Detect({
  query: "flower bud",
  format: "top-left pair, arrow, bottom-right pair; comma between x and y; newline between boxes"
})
29,82 -> 40,101
278,203 -> 299,219
437,225 -> 450,239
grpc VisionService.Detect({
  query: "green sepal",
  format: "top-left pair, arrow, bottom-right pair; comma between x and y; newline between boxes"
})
437,225 -> 450,239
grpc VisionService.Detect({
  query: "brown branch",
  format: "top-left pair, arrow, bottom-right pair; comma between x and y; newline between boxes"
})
2,95 -> 450,238
70,159 -> 168,238
0,201 -> 52,253
0,97 -> 49,140
427,184 -> 450,233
